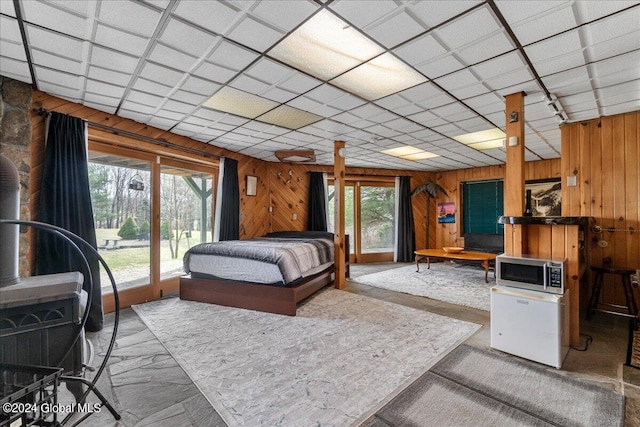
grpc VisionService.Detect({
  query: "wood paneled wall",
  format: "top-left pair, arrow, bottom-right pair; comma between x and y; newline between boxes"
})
266,162 -> 433,249
562,112 -> 640,307
431,159 -> 562,249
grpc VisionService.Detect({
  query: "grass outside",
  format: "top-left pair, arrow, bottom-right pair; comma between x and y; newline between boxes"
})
94,228 -> 211,290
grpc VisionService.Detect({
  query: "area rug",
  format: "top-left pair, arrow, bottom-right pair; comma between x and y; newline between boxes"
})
131,288 -> 480,427
353,263 -> 492,311
368,345 -> 625,427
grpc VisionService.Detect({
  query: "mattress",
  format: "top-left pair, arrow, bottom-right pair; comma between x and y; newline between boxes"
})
183,236 -> 334,286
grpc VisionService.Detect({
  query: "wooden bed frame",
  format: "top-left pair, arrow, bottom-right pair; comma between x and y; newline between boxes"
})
179,268 -> 335,316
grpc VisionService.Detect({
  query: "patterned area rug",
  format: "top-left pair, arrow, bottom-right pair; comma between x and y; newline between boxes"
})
367,345 -> 625,426
352,263 -> 493,311
132,288 -> 480,427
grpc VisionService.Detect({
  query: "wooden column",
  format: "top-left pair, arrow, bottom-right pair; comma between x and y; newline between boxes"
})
504,92 -> 526,256
333,141 -> 346,289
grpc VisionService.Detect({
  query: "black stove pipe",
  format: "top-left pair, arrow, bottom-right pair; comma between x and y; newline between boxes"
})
0,153 -> 20,287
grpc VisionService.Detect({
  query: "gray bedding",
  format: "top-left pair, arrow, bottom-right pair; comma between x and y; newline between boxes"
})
183,236 -> 334,285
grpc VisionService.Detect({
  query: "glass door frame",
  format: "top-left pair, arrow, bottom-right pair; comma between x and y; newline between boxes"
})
157,157 -> 216,294
330,176 -> 395,264
89,141 -> 217,312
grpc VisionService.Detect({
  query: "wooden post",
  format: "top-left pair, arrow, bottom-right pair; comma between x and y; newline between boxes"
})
333,141 -> 346,289
504,92 -> 526,256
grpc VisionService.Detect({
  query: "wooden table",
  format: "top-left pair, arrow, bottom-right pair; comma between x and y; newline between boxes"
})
414,249 -> 497,283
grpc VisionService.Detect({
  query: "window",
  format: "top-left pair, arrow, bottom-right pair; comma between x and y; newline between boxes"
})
462,180 -> 504,235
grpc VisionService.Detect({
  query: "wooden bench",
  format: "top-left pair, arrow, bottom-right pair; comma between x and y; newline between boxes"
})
103,238 -> 121,247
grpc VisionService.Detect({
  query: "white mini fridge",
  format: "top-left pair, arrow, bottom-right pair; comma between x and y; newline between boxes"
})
490,285 -> 570,368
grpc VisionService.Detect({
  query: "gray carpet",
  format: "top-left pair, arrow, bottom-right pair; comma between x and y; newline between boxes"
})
132,288 -> 481,426
367,345 -> 625,427
353,263 -> 492,311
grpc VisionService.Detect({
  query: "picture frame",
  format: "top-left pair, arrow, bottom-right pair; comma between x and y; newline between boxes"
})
246,175 -> 257,197
525,178 -> 561,217
438,202 -> 455,223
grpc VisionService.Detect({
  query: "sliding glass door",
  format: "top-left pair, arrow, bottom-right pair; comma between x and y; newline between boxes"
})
160,161 -> 214,281
329,179 -> 395,263
88,151 -> 152,295
88,141 -> 217,310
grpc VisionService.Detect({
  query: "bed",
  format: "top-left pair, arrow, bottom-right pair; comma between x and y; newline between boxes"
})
179,231 -> 336,316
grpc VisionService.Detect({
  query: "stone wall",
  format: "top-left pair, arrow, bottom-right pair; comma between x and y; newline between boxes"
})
0,77 -> 32,276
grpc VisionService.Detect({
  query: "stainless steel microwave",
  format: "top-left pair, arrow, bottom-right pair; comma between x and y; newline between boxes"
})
496,254 -> 566,294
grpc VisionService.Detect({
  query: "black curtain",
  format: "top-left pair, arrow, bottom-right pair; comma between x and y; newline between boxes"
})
307,172 -> 327,231
395,176 -> 416,262
36,112 -> 103,332
217,157 -> 239,241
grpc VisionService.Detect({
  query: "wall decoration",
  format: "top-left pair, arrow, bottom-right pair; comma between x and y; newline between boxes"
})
246,175 -> 257,196
525,178 -> 561,217
438,202 -> 455,223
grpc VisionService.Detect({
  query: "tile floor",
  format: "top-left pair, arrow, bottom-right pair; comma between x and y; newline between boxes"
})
58,263 -> 640,426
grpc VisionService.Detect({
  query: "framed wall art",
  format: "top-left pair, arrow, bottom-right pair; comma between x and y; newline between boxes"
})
246,175 -> 257,197
525,178 -> 561,217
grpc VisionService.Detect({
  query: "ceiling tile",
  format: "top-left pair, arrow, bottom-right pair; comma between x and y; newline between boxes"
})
98,0 -> 161,36
496,1 -> 576,45
21,1 -> 88,39
26,25 -> 84,60
207,40 -> 259,71
159,19 -> 218,58
365,11 -> 425,49
435,6 -> 501,50
87,65 -> 131,87
1,16 -> 22,44
574,1 -> 639,24
416,54 -> 464,79
227,16 -> 284,53
30,50 -> 82,75
180,76 -> 220,96
394,34 -> 448,66
94,24 -> 150,56
85,79 -> 126,99
246,58 -> 295,85
126,90 -> 163,108
0,57 -> 32,83
587,30 -> 640,62
192,61 -> 238,84
139,62 -> 184,86
251,0 -> 318,32
0,0 -> 15,16
147,44 -> 197,72
38,81 -> 81,100
408,1 -> 483,28
131,77 -> 172,98
0,41 -> 27,62
89,46 -> 139,73
173,1 -> 242,35
483,68 -> 534,91
230,74 -> 272,95
456,32 -> 515,65
277,73 -> 322,94
329,0 -> 398,28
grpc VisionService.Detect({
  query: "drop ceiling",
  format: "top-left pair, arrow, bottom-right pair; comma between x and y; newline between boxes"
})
1,0 -> 638,171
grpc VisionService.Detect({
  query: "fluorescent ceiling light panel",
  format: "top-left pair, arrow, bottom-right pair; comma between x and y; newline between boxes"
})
453,128 -> 505,144
468,139 -> 504,150
382,145 -> 439,161
257,104 -> 323,129
204,86 -> 278,118
268,10 -> 384,81
331,53 -> 428,100
382,146 -> 422,156
401,151 -> 440,160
